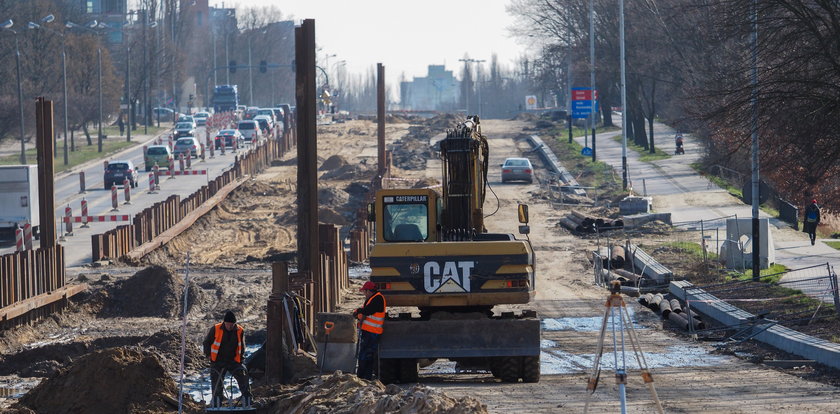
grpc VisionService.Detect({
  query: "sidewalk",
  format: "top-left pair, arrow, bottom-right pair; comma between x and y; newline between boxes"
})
570,114 -> 840,286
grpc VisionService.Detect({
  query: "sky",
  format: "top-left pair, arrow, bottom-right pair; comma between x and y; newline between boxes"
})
218,0 -> 533,88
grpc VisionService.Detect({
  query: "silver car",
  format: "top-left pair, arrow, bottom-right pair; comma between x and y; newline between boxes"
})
237,120 -> 261,142
501,157 -> 534,183
173,137 -> 202,158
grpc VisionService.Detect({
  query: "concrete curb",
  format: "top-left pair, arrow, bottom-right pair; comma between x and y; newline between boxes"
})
670,280 -> 840,370
526,135 -> 586,196
54,127 -> 174,181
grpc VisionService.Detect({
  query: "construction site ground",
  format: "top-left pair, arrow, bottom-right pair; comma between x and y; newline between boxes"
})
1,117 -> 839,413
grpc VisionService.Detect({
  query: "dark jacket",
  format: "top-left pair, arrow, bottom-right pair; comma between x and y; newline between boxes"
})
805,203 -> 821,224
203,323 -> 245,363
358,291 -> 385,316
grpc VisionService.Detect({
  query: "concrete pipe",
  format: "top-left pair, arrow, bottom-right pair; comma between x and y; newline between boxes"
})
659,298 -> 672,318
610,245 -> 626,269
614,269 -> 639,282
669,299 -> 683,314
667,312 -> 690,330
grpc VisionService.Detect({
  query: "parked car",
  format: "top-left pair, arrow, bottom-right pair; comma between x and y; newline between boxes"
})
144,145 -> 174,171
214,129 -> 242,149
237,120 -> 261,142
174,122 -> 196,138
193,111 -> 210,126
500,157 -> 534,183
104,160 -> 139,189
254,115 -> 273,136
173,137 -> 203,158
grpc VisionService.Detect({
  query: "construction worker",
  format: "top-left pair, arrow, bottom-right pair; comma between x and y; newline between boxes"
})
203,310 -> 251,407
353,281 -> 386,380
803,199 -> 821,246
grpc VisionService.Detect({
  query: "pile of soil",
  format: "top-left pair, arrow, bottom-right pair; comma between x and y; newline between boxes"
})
318,187 -> 350,208
426,113 -> 462,129
511,112 -> 538,121
254,372 -> 487,414
14,347 -> 202,414
319,155 -> 349,171
412,177 -> 441,189
103,266 -> 202,318
140,329 -> 206,373
320,163 -> 374,181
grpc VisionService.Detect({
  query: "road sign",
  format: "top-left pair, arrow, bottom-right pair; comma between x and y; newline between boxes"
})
581,147 -> 593,156
571,87 -> 599,101
572,100 -> 600,118
525,95 -> 538,110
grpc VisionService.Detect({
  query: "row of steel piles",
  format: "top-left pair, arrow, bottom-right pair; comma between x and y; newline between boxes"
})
639,293 -> 706,331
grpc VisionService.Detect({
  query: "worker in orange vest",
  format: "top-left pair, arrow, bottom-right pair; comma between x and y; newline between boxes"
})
202,310 -> 251,407
353,281 -> 386,380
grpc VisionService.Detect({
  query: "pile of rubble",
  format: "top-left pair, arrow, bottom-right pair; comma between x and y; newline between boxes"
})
10,347 -> 202,414
101,265 -> 202,318
254,372 -> 487,414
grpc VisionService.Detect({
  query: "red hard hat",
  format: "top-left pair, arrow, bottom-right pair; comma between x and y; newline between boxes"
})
360,281 -> 376,291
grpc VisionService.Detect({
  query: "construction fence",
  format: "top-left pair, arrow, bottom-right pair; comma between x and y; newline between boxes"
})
92,138 -> 287,262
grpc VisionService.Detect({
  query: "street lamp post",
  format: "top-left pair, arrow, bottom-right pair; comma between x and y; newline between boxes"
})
458,58 -> 485,115
29,15 -> 71,165
67,20 -> 106,153
248,36 -> 253,106
1,20 -> 26,164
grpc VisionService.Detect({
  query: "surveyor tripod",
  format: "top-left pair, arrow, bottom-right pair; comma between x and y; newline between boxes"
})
583,281 -> 664,414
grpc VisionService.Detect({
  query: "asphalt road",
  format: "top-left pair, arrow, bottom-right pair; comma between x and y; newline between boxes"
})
0,126 -> 249,268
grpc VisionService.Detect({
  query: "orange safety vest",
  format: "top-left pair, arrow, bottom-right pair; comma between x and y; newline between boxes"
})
210,323 -> 244,363
360,292 -> 387,335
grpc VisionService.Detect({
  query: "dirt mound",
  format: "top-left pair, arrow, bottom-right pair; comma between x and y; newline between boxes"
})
318,187 -> 351,208
320,207 -> 350,226
319,155 -> 349,171
15,347 -> 202,414
141,329 -> 206,373
103,266 -> 202,318
426,113 -> 462,129
511,112 -> 538,121
412,177 -> 441,189
320,163 -> 374,181
254,372 -> 487,414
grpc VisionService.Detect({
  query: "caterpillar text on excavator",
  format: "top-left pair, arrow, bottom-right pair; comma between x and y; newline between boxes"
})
368,116 -> 540,384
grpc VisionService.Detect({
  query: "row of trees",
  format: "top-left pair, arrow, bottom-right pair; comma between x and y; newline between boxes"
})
509,0 -> 840,212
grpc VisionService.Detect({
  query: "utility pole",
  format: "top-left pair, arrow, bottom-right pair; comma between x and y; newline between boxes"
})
14,36 -> 25,164
98,47 -> 103,153
248,36 -> 253,106
377,63 -> 385,177
142,8 -> 148,133
620,0 -> 628,190
750,0 -> 761,280
458,58 -> 485,115
126,45 -> 131,142
589,0 -> 597,163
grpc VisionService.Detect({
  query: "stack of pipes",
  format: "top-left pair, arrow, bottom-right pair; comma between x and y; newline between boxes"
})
639,293 -> 706,331
558,210 -> 624,234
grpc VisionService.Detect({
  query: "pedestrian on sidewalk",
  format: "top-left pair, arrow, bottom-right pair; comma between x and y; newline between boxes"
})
117,115 -> 125,136
353,281 -> 386,380
203,310 -> 251,407
803,199 -> 821,245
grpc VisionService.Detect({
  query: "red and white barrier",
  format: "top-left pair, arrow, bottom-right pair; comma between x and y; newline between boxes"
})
153,165 -> 161,188
63,215 -> 131,223
81,198 -> 90,227
159,169 -> 208,176
64,205 -> 73,236
179,153 -> 185,174
148,173 -> 156,194
186,150 -> 192,169
110,184 -> 119,211
15,226 -> 23,251
208,137 -> 215,158
123,178 -> 131,204
200,144 -> 206,162
23,222 -> 33,250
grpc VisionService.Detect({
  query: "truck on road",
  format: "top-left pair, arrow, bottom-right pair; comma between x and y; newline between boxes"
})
0,165 -> 40,240
212,85 -> 239,113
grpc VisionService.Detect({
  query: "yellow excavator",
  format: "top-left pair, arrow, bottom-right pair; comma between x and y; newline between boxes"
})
367,116 -> 540,383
